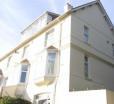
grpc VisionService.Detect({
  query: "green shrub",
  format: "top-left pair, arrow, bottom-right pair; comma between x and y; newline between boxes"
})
0,96 -> 31,104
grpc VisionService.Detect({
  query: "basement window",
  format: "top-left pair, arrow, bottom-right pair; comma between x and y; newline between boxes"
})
33,93 -> 51,104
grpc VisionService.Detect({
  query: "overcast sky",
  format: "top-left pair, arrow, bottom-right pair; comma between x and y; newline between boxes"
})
0,0 -> 114,58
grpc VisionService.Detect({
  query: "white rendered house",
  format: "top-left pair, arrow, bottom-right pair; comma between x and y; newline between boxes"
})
0,0 -> 114,104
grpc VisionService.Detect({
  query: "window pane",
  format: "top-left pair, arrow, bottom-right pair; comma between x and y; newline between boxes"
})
84,63 -> 88,78
84,26 -> 89,42
20,64 -> 28,83
47,53 -> 56,74
84,56 -> 89,79
20,72 -> 27,83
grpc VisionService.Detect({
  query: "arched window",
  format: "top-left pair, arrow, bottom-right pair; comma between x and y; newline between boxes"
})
20,60 -> 30,83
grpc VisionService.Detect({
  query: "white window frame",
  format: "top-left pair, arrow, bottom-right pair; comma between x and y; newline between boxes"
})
20,62 -> 29,83
45,49 -> 57,76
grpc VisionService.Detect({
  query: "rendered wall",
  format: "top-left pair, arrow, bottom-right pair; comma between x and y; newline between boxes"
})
70,3 -> 114,91
71,4 -> 114,58
56,90 -> 107,104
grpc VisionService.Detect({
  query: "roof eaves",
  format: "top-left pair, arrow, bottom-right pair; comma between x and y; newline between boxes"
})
72,0 -> 114,32
0,10 -> 71,62
97,1 -> 114,32
72,0 -> 97,12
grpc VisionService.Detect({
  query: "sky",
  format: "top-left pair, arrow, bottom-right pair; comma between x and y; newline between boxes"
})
0,0 -> 114,58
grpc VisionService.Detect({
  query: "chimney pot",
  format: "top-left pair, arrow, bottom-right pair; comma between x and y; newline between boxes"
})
64,3 -> 73,12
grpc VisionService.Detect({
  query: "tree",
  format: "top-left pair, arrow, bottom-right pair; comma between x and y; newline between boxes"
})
0,96 -> 31,104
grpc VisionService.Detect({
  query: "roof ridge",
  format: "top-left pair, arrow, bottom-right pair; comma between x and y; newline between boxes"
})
72,0 -> 114,31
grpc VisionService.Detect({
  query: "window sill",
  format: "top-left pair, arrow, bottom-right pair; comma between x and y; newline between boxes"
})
35,75 -> 57,86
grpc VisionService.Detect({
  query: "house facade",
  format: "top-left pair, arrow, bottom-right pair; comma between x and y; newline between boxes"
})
0,0 -> 114,104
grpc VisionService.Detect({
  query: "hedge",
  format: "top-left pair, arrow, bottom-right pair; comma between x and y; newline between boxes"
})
0,96 -> 31,104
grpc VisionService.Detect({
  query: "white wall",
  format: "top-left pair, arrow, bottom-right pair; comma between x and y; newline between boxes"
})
0,15 -> 72,102
56,90 -> 107,104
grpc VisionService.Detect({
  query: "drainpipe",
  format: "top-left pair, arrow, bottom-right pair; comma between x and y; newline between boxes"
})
53,3 -> 73,103
53,21 -> 62,104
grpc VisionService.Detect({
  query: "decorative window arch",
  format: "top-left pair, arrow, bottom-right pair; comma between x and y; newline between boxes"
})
20,59 -> 30,83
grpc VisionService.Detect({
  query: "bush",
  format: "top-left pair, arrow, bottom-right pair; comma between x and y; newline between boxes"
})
0,96 -> 31,104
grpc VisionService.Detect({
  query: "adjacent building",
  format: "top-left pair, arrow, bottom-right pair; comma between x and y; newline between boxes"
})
0,0 -> 114,104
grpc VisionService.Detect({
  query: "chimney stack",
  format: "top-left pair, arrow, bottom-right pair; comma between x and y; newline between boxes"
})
64,3 -> 73,12
96,0 -> 100,2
